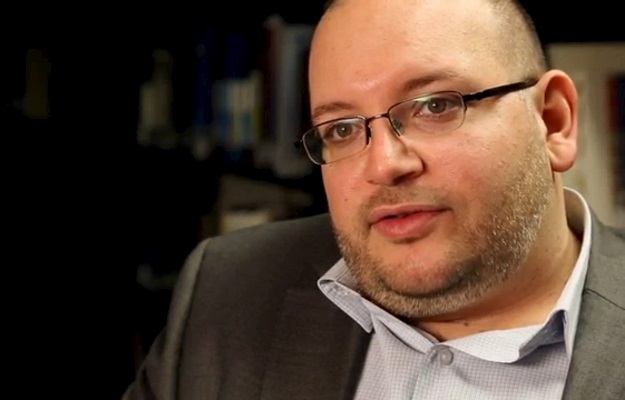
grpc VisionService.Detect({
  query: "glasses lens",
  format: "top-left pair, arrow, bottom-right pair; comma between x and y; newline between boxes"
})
302,129 -> 324,165
303,117 -> 366,164
390,92 -> 466,135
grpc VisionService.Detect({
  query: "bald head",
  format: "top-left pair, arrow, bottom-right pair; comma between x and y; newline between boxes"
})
320,0 -> 546,79
488,0 -> 547,77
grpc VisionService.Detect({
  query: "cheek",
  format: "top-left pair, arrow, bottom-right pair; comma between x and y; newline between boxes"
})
432,143 -> 486,183
322,166 -> 361,219
431,139 -> 508,199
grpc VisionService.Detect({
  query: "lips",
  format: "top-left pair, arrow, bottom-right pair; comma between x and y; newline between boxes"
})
369,204 -> 444,224
369,204 -> 446,240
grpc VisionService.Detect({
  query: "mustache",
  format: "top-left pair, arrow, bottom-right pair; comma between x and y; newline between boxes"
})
360,186 -> 447,214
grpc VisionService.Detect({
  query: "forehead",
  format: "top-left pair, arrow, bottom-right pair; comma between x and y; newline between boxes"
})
309,0 -> 508,102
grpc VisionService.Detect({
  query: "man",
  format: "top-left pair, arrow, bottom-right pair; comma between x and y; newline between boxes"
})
123,0 -> 625,399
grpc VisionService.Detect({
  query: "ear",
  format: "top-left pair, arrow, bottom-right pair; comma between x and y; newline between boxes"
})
534,70 -> 578,173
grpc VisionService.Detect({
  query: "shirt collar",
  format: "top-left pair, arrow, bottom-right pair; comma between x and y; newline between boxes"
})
552,187 -> 592,358
318,258 -> 374,333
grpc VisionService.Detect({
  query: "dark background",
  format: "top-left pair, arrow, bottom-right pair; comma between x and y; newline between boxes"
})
3,1 -> 623,397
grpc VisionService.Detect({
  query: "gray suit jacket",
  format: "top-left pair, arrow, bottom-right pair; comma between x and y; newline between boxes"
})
123,213 -> 625,400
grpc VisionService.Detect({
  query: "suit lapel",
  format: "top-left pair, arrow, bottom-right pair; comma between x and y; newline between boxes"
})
260,216 -> 370,399
562,289 -> 625,400
562,219 -> 625,400
260,287 -> 370,400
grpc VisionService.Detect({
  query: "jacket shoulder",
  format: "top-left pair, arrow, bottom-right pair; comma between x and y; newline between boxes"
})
197,213 -> 339,278
586,218 -> 625,308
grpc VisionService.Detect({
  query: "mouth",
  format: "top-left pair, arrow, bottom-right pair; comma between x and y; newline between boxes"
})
382,212 -> 414,219
369,204 -> 444,225
368,205 -> 446,240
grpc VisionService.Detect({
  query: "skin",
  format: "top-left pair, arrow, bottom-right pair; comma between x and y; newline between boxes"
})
309,0 -> 581,340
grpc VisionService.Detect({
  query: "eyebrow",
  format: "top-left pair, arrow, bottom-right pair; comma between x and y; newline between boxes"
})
310,70 -> 461,123
401,70 -> 461,94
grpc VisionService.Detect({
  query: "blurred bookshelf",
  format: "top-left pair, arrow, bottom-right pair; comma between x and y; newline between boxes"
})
547,43 -> 625,227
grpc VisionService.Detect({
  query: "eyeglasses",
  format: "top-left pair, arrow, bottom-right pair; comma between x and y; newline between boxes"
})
296,78 -> 539,165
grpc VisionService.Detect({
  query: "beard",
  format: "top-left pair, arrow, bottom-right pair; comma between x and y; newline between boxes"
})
332,133 -> 553,319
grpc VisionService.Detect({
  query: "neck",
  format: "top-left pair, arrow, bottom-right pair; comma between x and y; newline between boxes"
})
414,209 -> 581,341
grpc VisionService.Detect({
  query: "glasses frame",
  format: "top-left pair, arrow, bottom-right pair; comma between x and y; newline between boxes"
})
296,77 -> 539,165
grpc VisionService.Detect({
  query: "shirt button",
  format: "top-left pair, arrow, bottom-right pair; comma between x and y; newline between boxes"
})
437,347 -> 454,365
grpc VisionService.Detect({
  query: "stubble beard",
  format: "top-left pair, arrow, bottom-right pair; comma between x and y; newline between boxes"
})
333,134 -> 553,319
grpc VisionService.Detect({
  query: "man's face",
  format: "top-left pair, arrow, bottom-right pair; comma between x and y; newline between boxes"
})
308,0 -> 554,318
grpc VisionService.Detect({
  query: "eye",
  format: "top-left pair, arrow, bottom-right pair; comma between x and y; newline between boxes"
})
318,119 -> 363,143
392,93 -> 464,133
419,94 -> 463,116
424,97 -> 450,114
330,122 -> 354,139
400,93 -> 463,121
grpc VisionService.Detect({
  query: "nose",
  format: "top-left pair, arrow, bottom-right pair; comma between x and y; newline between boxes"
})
364,117 -> 425,186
